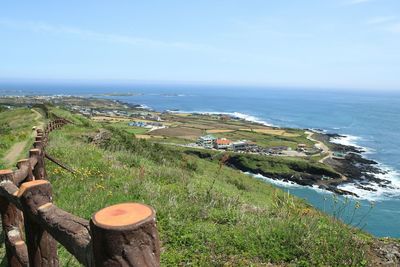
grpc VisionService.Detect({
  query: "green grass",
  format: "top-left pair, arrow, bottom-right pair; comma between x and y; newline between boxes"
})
35,109 -> 371,266
0,108 -> 374,266
181,147 -> 340,180
0,108 -> 42,168
101,121 -> 150,135
223,153 -> 340,178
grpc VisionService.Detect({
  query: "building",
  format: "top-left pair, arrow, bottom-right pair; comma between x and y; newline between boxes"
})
297,143 -> 307,151
214,138 -> 232,149
332,151 -> 346,160
232,140 -> 257,151
197,135 -> 216,148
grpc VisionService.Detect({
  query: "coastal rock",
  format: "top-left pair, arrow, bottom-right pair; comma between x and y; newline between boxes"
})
369,240 -> 400,266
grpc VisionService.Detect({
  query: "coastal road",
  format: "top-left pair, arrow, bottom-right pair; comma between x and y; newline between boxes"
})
305,131 -> 332,163
305,131 -> 348,183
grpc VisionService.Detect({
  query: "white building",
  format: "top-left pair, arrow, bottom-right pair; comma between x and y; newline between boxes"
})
197,135 -> 217,148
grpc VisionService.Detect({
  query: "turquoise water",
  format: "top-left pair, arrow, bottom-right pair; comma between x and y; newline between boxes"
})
1,83 -> 399,237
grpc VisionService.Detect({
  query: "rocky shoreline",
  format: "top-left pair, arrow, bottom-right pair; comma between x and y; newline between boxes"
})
187,131 -> 395,198
312,132 -> 396,196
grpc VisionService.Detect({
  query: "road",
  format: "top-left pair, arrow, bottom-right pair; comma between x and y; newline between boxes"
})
305,130 -> 347,182
305,131 -> 332,163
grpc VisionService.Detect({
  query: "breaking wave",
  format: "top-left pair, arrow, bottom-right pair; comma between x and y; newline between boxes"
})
169,110 -> 276,127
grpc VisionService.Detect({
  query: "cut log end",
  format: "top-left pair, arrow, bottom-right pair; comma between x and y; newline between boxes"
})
29,148 -> 40,154
0,169 -> 13,175
0,169 -> 14,182
17,180 -> 49,197
93,203 -> 154,229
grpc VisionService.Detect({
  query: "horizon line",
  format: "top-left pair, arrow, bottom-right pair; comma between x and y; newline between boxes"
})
0,77 -> 399,92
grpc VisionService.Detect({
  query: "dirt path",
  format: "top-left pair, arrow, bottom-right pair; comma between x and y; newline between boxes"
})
305,131 -> 332,163
2,109 -> 44,166
31,108 -> 44,131
2,142 -> 28,165
305,131 -> 347,183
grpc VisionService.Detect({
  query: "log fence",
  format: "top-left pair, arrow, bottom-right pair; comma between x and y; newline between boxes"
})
0,117 -> 160,266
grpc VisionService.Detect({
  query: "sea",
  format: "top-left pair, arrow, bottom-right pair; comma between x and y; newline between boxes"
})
1,82 -> 399,238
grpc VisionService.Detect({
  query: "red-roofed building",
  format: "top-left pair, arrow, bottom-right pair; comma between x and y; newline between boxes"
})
214,138 -> 232,149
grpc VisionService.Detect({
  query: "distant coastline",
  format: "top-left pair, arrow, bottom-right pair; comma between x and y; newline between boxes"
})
2,88 -> 400,237
1,94 -> 397,200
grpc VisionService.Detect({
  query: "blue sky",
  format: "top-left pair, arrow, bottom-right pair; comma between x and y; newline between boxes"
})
1,0 -> 400,89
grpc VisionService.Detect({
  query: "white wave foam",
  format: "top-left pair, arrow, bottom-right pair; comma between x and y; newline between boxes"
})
245,172 -> 337,197
245,172 -> 301,188
170,110 -> 275,127
330,134 -> 377,155
137,104 -> 152,110
311,185 -> 335,196
337,166 -> 400,201
328,134 -> 400,200
229,112 -> 275,127
330,134 -> 363,148
245,170 -> 400,201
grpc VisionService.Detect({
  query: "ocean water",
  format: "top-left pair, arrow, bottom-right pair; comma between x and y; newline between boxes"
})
1,83 -> 400,237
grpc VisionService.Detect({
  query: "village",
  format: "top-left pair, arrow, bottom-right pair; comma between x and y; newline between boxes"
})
0,95 -> 330,159
193,134 -> 323,157
67,103 -> 325,158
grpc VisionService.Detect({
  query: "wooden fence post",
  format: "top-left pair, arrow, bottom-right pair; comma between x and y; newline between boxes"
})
90,203 -> 160,267
17,159 -> 34,182
0,170 -> 29,267
30,148 -> 47,180
19,180 -> 59,267
33,141 -> 43,150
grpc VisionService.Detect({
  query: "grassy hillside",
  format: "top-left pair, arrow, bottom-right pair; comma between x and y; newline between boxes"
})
0,107 -> 377,266
38,109 -> 371,266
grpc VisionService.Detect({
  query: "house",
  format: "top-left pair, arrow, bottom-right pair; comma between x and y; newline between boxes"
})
333,152 -> 346,160
214,138 -> 232,149
197,135 -> 216,148
297,143 -> 307,151
232,141 -> 246,151
232,140 -> 257,151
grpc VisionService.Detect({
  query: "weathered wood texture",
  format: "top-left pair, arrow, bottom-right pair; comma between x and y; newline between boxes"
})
19,180 -> 59,267
0,170 -> 28,267
36,203 -> 93,266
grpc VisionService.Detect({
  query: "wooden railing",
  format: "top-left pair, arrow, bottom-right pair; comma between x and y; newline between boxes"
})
0,118 -> 160,267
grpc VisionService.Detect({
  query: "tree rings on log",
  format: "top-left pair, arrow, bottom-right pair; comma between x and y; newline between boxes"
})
92,203 -> 154,229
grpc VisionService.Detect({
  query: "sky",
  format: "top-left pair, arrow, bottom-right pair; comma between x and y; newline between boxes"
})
1,0 -> 400,90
